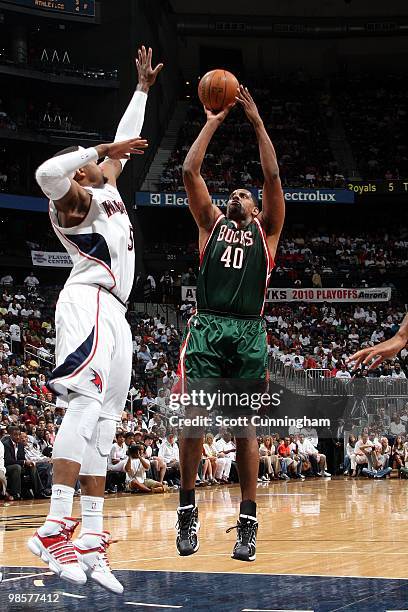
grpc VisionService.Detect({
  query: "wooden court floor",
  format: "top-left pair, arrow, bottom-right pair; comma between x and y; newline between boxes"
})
2,477 -> 408,580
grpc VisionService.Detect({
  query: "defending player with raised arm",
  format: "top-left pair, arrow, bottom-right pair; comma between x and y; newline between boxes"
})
349,312 -> 408,370
176,86 -> 285,563
28,46 -> 162,594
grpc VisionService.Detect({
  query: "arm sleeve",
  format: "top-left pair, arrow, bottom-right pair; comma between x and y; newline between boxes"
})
113,90 -> 148,168
35,147 -> 98,200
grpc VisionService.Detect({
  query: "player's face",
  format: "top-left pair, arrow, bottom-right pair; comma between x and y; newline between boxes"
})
80,161 -> 106,188
226,189 -> 257,221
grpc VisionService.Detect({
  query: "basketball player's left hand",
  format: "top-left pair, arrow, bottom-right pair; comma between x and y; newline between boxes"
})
236,85 -> 262,125
204,102 -> 235,124
136,45 -> 164,89
101,138 -> 148,160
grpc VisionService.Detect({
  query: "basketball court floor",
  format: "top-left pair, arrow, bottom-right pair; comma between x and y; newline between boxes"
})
1,479 -> 408,611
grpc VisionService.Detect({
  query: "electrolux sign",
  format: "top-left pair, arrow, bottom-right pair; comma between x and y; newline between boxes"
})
135,188 -> 354,208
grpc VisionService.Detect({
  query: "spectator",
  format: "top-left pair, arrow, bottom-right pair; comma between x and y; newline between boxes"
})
24,272 -> 40,290
19,431 -> 52,492
124,443 -> 167,493
203,432 -> 230,483
0,428 -> 13,501
158,433 -> 180,486
297,433 -> 331,477
2,426 -> 48,499
344,434 -> 357,477
389,415 -> 406,437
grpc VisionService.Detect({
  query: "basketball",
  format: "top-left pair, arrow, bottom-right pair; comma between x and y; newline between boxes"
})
198,69 -> 239,112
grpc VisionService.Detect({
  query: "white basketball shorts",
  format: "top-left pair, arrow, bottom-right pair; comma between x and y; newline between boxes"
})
48,284 -> 132,421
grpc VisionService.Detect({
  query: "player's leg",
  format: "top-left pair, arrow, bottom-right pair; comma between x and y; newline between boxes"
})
27,288 -> 111,584
176,313 -> 223,556
28,393 -> 103,585
177,426 -> 204,556
73,302 -> 131,594
227,318 -> 268,561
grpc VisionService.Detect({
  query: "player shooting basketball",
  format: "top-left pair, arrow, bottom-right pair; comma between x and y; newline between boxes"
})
175,86 -> 285,562
27,46 -> 162,593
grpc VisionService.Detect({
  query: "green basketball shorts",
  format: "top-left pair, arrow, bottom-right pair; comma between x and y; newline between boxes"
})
178,311 -> 268,381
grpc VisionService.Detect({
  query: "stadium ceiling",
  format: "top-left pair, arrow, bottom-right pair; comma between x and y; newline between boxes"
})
170,0 -> 408,17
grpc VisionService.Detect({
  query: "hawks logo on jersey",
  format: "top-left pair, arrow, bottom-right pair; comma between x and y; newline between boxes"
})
91,368 -> 103,393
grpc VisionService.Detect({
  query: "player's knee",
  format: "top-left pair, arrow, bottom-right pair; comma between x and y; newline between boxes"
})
79,418 -> 117,477
53,393 -> 103,463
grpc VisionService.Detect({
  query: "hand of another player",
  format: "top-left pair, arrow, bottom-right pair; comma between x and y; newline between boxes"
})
136,45 -> 163,90
348,335 -> 406,370
98,138 -> 148,160
236,85 -> 262,126
204,102 -> 235,125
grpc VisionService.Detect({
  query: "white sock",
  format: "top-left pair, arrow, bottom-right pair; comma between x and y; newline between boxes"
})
38,484 -> 75,536
80,495 -> 104,535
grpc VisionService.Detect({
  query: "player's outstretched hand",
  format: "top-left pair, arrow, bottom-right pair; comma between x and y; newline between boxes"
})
99,138 -> 148,160
236,84 -> 262,126
347,335 -> 406,370
136,45 -> 163,89
204,101 -> 235,125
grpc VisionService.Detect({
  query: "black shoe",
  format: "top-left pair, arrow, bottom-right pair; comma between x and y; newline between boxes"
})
23,490 -> 34,500
227,514 -> 258,562
176,505 -> 200,556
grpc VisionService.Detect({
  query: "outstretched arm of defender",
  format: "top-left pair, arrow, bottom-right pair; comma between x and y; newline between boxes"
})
183,105 -> 233,233
236,85 -> 285,258
348,313 -> 408,370
101,45 -> 163,183
35,138 -> 147,220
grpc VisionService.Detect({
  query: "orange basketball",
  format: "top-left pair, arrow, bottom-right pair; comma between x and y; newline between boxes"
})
198,69 -> 239,112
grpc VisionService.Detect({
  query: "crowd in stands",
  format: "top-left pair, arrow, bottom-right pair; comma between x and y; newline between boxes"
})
159,73 -> 408,191
266,302 -> 408,378
160,75 -> 342,192
141,226 -> 408,298
343,420 -> 408,479
273,228 -> 408,289
335,74 -> 408,180
0,268 -> 407,503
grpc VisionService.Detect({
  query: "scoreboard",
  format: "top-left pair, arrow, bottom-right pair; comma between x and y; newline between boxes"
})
1,0 -> 95,17
346,180 -> 408,196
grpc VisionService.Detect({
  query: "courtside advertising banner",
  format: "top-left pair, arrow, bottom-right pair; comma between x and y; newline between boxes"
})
135,188 -> 355,208
182,286 -> 391,303
31,251 -> 73,268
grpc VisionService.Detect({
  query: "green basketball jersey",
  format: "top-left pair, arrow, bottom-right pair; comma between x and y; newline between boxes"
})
196,215 -> 274,317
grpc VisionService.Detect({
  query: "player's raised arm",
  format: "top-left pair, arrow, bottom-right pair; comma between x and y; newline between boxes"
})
100,45 -> 163,185
236,85 -> 285,259
183,105 -> 233,236
348,312 -> 408,370
35,138 -> 147,227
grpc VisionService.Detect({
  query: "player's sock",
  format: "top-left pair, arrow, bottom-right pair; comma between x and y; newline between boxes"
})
80,495 -> 104,534
179,488 -> 195,508
38,484 -> 75,536
240,499 -> 256,518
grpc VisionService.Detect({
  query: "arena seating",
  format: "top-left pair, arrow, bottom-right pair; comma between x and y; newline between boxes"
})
160,76 -> 342,192
1,274 -> 407,500
334,74 -> 408,180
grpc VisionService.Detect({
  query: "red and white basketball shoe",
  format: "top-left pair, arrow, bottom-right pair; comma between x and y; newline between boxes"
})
73,531 -> 123,594
27,517 -> 87,584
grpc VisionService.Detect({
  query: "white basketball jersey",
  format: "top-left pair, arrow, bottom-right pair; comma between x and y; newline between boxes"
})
49,183 -> 135,304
